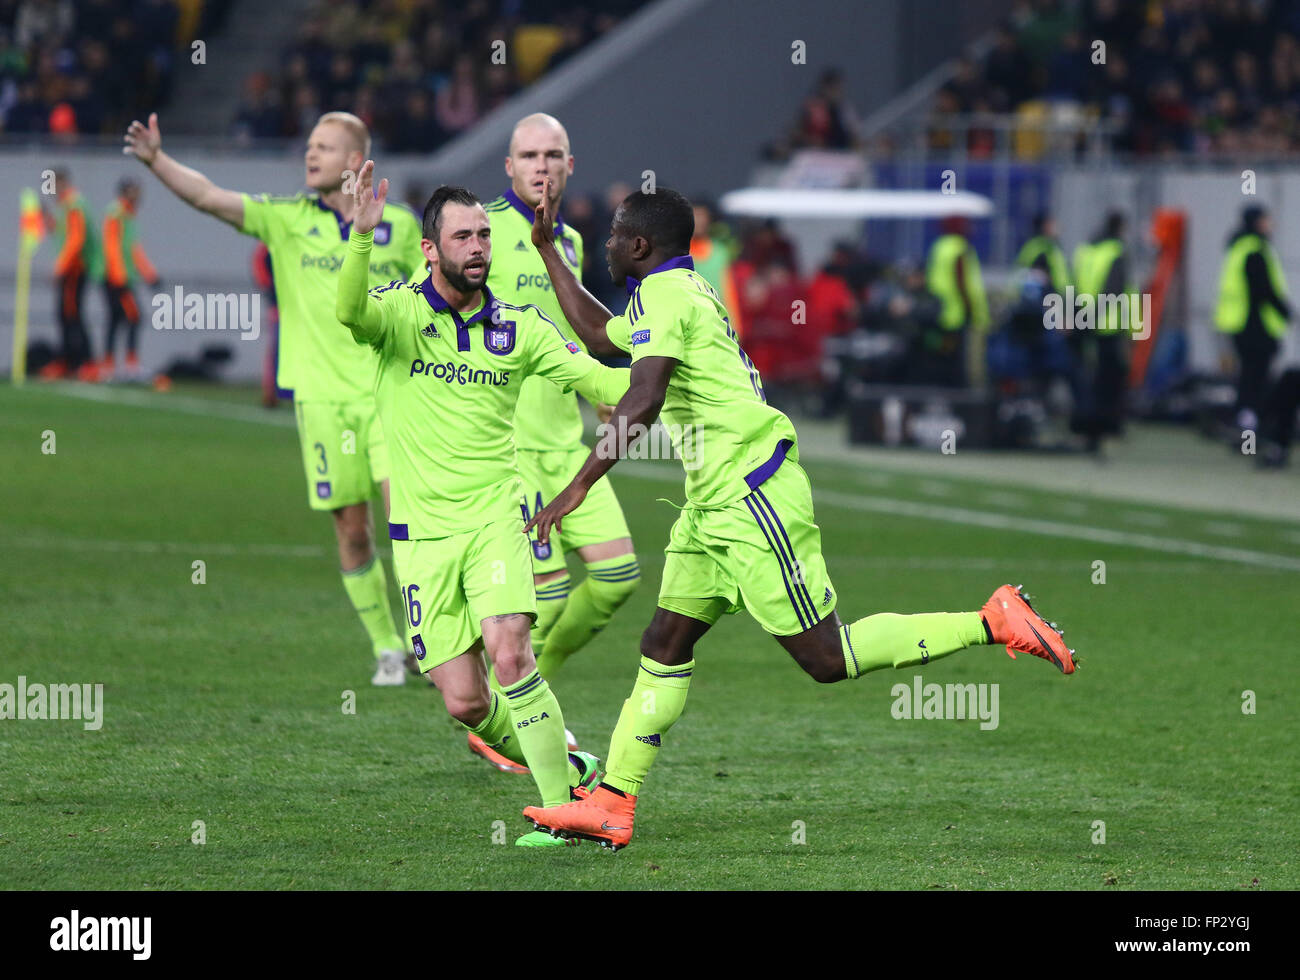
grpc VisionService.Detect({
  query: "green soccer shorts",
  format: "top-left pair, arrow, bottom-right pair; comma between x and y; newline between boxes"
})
517,446 -> 632,575
657,459 -> 838,637
293,399 -> 390,511
393,520 -> 538,672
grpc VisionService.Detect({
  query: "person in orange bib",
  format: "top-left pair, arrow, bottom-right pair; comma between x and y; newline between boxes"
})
100,179 -> 160,382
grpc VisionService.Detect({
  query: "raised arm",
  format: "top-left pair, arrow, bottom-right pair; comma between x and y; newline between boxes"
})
531,177 -> 621,356
124,113 -> 244,228
335,160 -> 390,343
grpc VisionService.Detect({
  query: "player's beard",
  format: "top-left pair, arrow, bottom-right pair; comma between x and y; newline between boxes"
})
440,254 -> 490,294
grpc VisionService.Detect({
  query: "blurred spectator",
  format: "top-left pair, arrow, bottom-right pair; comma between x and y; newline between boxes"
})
807,242 -> 866,341
1016,210 -> 1070,295
689,200 -> 743,330
386,89 -> 448,153
232,71 -> 284,143
791,68 -> 862,151
99,178 -> 159,382
40,168 -> 102,381
436,54 -> 481,134
1070,210 -> 1132,451
1213,204 -> 1291,434
925,215 -> 989,387
740,219 -> 797,272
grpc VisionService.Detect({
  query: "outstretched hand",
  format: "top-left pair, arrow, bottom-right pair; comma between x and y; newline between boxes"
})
531,176 -> 556,249
123,112 -> 162,164
352,159 -> 388,235
523,480 -> 587,545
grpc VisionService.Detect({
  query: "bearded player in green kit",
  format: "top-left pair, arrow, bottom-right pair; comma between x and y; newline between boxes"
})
124,111 -> 424,686
466,114 -> 640,774
336,162 -> 629,845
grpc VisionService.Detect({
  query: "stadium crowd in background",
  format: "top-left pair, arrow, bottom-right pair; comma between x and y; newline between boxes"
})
234,0 -> 635,150
927,0 -> 1300,158
0,0 -> 236,138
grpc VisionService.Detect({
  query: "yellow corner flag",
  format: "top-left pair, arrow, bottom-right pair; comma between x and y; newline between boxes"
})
13,187 -> 46,385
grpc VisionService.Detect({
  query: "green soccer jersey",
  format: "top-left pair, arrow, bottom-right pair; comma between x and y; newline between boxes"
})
605,256 -> 799,508
486,189 -> 588,450
239,192 -> 426,402
336,231 -> 630,540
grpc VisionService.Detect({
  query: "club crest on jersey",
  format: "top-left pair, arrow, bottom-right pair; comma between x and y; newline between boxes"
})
315,481 -> 331,499
373,221 -> 392,246
532,539 -> 552,561
561,237 -> 578,266
485,320 -> 516,356
412,634 -> 427,661
631,329 -> 651,346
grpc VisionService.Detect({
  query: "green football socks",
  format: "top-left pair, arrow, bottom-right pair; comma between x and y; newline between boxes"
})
604,656 -> 694,796
530,574 -> 571,663
340,556 -> 403,656
839,612 -> 989,679
502,670 -> 570,806
536,555 -> 640,679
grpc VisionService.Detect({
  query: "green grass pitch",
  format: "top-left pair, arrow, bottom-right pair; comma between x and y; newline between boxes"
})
1,382 -> 1295,890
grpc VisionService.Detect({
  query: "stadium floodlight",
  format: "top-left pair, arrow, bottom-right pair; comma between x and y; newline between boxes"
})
717,187 -> 994,219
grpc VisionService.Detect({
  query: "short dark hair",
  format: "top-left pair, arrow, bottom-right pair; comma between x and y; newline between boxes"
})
616,187 -> 694,256
422,185 -> 480,241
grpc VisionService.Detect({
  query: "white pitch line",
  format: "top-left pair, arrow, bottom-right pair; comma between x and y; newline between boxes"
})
616,463 -> 1300,570
1,536 -> 331,559
31,386 -> 1300,573
43,383 -> 297,428
809,490 -> 1300,573
1122,511 -> 1170,528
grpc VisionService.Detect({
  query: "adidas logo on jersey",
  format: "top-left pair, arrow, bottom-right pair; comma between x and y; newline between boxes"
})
307,227 -> 321,236
635,733 -> 661,747
421,322 -> 439,338
515,240 -> 528,251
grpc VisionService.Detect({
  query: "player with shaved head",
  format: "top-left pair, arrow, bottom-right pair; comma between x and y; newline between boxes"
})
468,113 -> 640,774
124,111 -> 426,686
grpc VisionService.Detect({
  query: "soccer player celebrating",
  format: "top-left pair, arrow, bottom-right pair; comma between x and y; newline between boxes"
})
335,163 -> 630,846
468,113 -> 638,769
123,111 -> 424,686
521,183 -> 1079,850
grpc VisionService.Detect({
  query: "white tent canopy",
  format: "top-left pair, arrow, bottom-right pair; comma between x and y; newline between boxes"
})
718,187 -> 994,219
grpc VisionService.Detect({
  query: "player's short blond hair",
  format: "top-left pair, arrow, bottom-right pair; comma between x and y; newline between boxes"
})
315,112 -> 371,158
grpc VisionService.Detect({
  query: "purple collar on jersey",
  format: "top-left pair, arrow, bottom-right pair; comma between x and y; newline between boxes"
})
312,196 -> 352,240
624,254 -> 695,295
420,278 -> 496,352
501,187 -> 565,235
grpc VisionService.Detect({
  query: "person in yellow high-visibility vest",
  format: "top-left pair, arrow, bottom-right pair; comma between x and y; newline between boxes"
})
1070,210 -> 1132,452
1016,211 -> 1070,296
1214,205 -> 1291,434
925,215 -> 989,386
